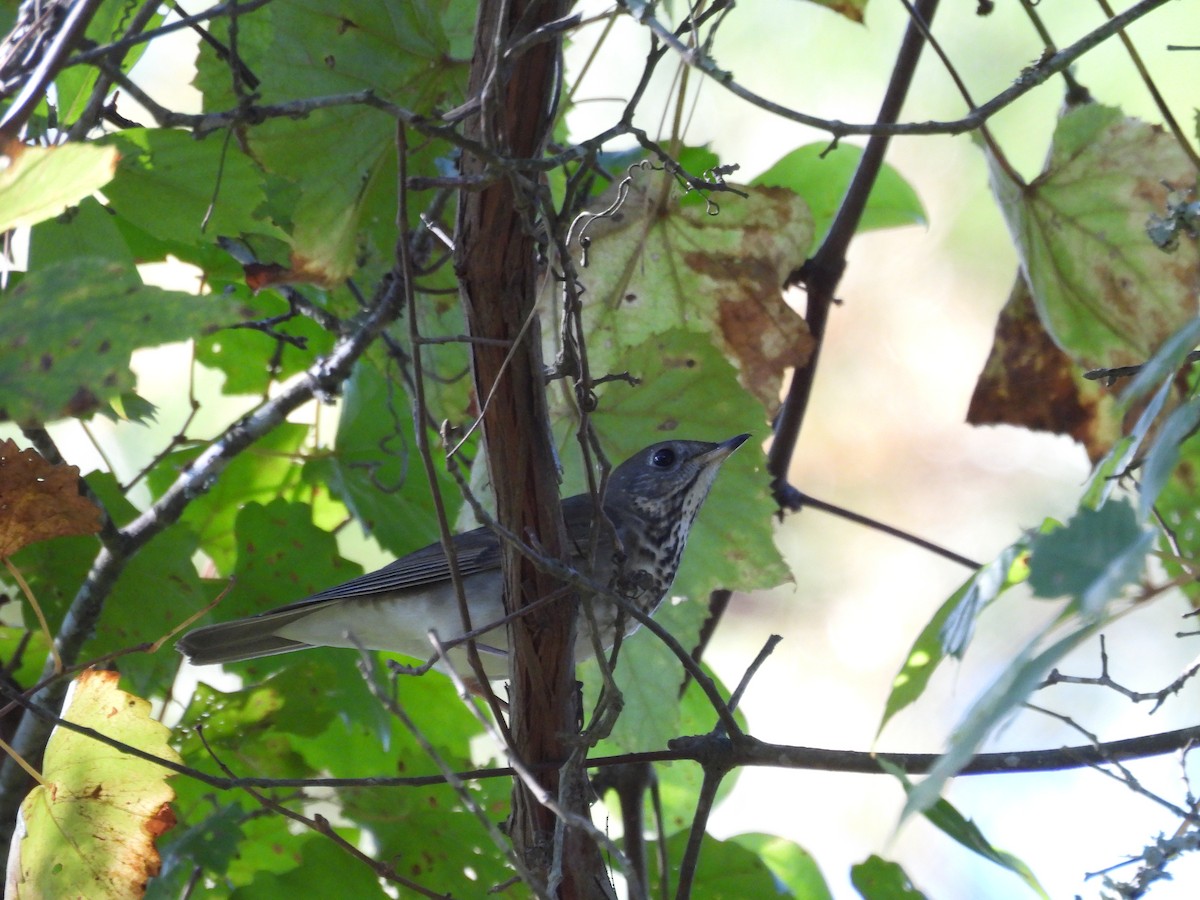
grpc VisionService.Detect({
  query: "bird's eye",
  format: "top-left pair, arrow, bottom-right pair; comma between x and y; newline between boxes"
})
651,447 -> 676,468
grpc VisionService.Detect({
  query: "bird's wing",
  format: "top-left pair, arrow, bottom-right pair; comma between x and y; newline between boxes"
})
264,494 -> 598,612
273,523 -> 504,612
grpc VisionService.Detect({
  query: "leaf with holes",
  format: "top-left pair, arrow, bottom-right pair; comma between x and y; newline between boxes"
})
565,170 -> 814,417
0,259 -> 225,424
987,105 -> 1200,369
0,439 -> 101,557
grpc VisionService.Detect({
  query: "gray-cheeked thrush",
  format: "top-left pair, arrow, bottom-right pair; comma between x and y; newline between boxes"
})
178,434 -> 749,678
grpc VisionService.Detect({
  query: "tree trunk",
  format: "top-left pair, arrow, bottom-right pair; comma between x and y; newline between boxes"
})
455,2 -> 614,896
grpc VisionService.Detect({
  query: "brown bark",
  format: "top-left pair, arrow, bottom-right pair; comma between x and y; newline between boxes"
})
454,2 -> 614,896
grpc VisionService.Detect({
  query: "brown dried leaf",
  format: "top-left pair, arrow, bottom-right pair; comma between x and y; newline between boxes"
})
968,276 -> 1122,462
0,439 -> 102,557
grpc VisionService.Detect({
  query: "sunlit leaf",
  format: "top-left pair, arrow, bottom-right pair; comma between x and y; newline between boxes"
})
566,170 -> 814,415
10,671 -> 180,900
752,142 -> 925,242
732,833 -> 833,899
193,0 -> 474,282
880,761 -> 1048,899
876,537 -> 1032,739
0,141 -> 117,232
987,105 -> 1200,369
227,837 -> 389,899
649,831 -> 783,898
101,129 -> 286,246
850,855 -> 928,899
147,425 -> 311,573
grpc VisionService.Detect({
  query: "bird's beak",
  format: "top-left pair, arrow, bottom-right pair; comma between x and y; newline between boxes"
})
702,432 -> 751,466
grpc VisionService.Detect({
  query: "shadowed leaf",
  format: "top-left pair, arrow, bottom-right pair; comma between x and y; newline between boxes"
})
0,258 -> 226,424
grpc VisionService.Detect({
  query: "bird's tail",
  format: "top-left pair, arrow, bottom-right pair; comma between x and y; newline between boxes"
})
177,608 -> 317,665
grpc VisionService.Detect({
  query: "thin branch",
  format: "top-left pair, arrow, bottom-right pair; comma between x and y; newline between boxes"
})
1093,0 -> 1200,171
786,488 -> 983,570
0,0 -> 106,137
1026,703 -> 1200,823
5,669 -> 1198,800
620,0 -> 1175,139
64,0 -> 277,68
0,248 -> 408,830
769,0 -> 941,492
1041,634 -> 1200,714
195,728 -> 450,898
397,122 -> 510,728
673,766 -> 726,900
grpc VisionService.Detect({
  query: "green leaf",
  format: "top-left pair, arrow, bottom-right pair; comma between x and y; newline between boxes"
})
175,680 -> 313,781
0,142 -> 118,231
752,142 -> 925,243
228,836 -> 389,899
568,171 -> 814,413
581,596 -> 710,753
1027,499 -> 1150,613
11,671 -> 180,900
880,760 -> 1048,899
303,361 -> 460,558
987,104 -> 1200,368
0,627 -> 50,689
193,0 -> 473,281
732,833 -> 833,899
642,664 -> 746,837
338,771 -> 514,896
100,128 -> 287,246
572,332 -> 790,599
0,258 -> 225,424
1119,316 -> 1200,405
147,424 -> 311,573
650,832 -> 785,898
1137,395 -> 1200,519
901,617 -> 1104,822
876,538 -> 1031,739
197,498 -> 363,630
152,803 -> 247,898
83,508 -> 216,696
1150,419 -> 1200,604
850,855 -> 928,900
1082,376 -> 1172,509
192,287 -> 336,397
28,197 -> 135,271
899,506 -> 1150,823
273,675 -> 508,896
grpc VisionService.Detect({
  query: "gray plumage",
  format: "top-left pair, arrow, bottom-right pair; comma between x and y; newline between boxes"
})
177,434 -> 748,678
